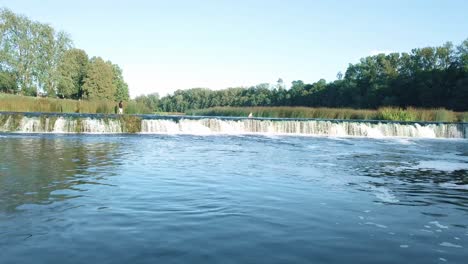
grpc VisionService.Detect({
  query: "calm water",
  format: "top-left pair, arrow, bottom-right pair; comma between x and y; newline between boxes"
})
1,134 -> 467,264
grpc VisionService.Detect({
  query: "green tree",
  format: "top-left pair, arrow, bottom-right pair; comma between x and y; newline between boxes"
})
135,93 -> 160,111
0,8 -> 72,96
82,57 -> 116,100
0,8 -> 36,95
110,63 -> 129,101
35,28 -> 72,97
57,48 -> 89,99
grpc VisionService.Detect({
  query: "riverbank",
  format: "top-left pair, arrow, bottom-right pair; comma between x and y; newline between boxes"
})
2,93 -> 467,122
0,93 -> 152,114
187,107 -> 468,122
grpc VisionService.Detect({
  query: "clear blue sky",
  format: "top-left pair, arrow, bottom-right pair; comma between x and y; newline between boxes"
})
1,0 -> 467,97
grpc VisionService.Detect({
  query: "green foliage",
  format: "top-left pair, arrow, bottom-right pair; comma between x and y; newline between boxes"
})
0,8 -> 72,96
377,108 -> 416,122
188,106 -> 467,122
0,93 -> 120,114
123,100 -> 153,114
111,64 -> 129,101
1,7 -> 466,114
57,48 -> 89,99
0,8 -> 129,101
134,93 -> 160,112
158,39 -> 468,112
433,109 -> 456,122
459,112 -> 468,122
0,71 -> 17,93
95,101 -> 113,114
120,115 -> 142,133
82,57 -> 116,100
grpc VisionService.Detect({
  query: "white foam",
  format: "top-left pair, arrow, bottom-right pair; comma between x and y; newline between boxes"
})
415,161 -> 468,172
440,242 -> 462,248
420,229 -> 433,233
140,119 -> 466,138
430,221 -> 449,229
365,222 -> 388,229
1,114 -> 467,138
370,186 -> 399,203
439,183 -> 468,190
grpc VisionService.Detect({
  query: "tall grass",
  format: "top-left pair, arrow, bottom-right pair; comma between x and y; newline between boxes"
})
0,93 -> 152,114
187,106 -> 467,122
2,93 -> 467,122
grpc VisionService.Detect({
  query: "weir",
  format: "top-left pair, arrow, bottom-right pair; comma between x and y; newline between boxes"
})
0,112 -> 466,138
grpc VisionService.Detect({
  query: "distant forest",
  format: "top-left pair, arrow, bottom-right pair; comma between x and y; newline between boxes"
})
0,8 -> 129,101
137,38 -> 467,112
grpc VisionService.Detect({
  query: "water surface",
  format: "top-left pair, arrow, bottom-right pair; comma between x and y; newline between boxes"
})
1,134 -> 467,263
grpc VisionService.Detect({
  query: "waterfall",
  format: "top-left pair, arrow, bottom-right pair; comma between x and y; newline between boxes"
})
0,112 -> 466,138
0,114 -> 123,133
141,119 -> 466,138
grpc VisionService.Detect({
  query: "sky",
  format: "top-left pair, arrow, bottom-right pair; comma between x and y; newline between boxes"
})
1,0 -> 467,97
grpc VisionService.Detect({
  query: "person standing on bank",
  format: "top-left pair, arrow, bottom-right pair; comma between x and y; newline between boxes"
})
118,101 -> 123,114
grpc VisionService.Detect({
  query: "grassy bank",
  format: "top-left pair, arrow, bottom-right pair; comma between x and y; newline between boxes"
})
187,106 -> 468,122
2,94 -> 467,122
0,93 -> 152,114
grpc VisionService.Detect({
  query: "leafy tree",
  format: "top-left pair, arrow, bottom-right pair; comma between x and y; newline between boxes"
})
135,93 -> 160,112
110,63 -> 129,101
82,57 -> 116,100
0,8 -> 128,101
34,28 -> 72,97
0,8 -> 36,95
57,48 -> 89,99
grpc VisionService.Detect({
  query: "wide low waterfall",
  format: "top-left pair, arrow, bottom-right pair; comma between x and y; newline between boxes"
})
0,112 -> 466,138
141,119 -> 466,138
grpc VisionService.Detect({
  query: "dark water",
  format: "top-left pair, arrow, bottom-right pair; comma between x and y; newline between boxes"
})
0,134 -> 467,264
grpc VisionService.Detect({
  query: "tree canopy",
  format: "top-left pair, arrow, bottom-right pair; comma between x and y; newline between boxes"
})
0,8 -> 129,101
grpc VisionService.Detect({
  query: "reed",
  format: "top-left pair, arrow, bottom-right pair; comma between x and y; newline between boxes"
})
187,106 -> 467,122
0,93 -> 152,114
119,115 -> 142,133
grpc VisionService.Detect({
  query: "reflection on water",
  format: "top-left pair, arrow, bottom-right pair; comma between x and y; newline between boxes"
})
0,134 -> 467,264
0,135 -> 122,212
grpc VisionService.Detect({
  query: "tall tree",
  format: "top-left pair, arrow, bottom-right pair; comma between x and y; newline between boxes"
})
33,25 -> 72,96
0,8 -> 72,96
109,63 -> 129,101
0,8 -> 36,95
82,57 -> 116,100
57,48 -> 89,99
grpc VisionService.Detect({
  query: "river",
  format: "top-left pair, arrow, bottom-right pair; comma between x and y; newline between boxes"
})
1,133 -> 467,263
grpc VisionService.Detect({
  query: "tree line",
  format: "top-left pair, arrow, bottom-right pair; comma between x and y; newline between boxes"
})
0,8 -> 129,101
136,39 -> 468,112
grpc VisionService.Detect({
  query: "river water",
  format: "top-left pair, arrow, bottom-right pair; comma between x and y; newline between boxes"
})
0,134 -> 467,264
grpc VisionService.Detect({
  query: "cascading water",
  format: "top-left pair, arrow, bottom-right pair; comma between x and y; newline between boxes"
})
0,112 -> 466,138
0,114 -> 123,133
141,119 -> 465,138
